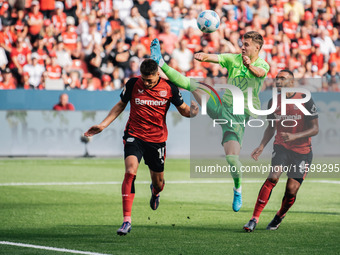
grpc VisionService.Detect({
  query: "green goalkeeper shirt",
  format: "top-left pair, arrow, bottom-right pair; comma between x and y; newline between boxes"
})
218,53 -> 270,117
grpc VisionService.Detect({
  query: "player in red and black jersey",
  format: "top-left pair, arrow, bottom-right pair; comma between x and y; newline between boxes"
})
84,59 -> 198,235
243,69 -> 319,232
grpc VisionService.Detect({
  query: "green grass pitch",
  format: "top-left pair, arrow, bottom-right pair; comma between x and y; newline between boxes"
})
0,158 -> 339,255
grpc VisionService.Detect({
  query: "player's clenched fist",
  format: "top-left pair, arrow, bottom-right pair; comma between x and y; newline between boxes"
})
84,125 -> 105,137
242,55 -> 251,68
194,52 -> 207,62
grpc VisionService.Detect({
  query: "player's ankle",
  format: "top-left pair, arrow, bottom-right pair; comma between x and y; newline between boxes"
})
123,216 -> 131,223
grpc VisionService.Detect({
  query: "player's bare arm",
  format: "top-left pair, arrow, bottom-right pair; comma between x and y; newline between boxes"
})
281,118 -> 319,143
176,100 -> 199,118
84,100 -> 127,137
251,123 -> 276,161
194,52 -> 219,63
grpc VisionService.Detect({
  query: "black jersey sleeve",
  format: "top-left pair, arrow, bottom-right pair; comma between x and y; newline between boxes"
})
120,77 -> 138,103
304,96 -> 318,120
166,80 -> 184,107
267,98 -> 275,119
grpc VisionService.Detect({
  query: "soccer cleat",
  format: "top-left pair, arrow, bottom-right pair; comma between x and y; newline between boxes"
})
243,218 -> 257,232
150,184 -> 160,210
266,215 -> 285,230
117,221 -> 132,236
232,187 -> 242,212
150,38 -> 163,65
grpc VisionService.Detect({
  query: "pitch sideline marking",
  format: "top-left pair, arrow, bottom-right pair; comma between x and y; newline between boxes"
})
0,180 -> 339,186
0,241 -> 111,255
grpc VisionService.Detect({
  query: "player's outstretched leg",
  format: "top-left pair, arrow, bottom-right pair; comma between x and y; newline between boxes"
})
150,184 -> 160,210
117,221 -> 132,236
150,38 -> 198,92
243,218 -> 257,232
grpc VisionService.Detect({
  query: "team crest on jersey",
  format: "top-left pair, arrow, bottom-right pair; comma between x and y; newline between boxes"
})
159,90 -> 167,97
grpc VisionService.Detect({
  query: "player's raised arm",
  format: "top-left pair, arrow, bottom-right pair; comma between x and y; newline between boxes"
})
194,52 -> 219,63
84,100 -> 127,137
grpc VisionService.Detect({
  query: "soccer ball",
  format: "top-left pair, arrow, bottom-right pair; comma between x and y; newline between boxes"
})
197,10 -> 220,33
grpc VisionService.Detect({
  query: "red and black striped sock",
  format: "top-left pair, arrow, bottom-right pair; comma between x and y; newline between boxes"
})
277,194 -> 296,218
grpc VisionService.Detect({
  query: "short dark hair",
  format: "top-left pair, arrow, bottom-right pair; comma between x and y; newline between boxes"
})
279,69 -> 294,79
140,59 -> 158,76
244,31 -> 264,49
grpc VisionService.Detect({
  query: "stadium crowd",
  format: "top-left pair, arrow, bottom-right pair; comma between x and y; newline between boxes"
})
0,0 -> 339,91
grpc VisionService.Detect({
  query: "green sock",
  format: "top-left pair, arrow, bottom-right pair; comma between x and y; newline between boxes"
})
226,155 -> 242,189
160,62 -> 198,92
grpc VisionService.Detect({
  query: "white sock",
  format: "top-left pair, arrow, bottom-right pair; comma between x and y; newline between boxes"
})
234,186 -> 242,193
159,58 -> 165,68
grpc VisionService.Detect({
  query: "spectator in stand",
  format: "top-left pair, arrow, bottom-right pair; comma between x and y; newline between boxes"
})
108,9 -> 125,41
0,47 -> 8,70
85,43 -> 106,79
159,40 -> 172,64
314,30 -> 337,61
150,0 -> 171,21
97,14 -> 112,38
65,71 -> 81,90
284,0 -> 305,24
165,6 -> 184,39
0,19 -> 15,59
158,22 -> 179,55
0,67 -> 16,89
113,0 -> 133,21
0,0 -> 10,17
257,0 -> 270,25
39,0 -> 55,19
45,51 -> 65,80
55,38 -> 73,72
42,19 -> 56,51
81,23 -> 102,56
282,10 -> 299,40
182,8 -> 198,31
186,59 -> 207,78
52,1 -> 67,35
140,26 -> 156,55
12,9 -> 28,38
27,1 -> 44,43
309,43 -> 329,76
298,26 -> 312,57
23,52 -> 45,89
183,26 -> 201,54
124,6 -> 147,41
61,16 -> 81,59
172,39 -> 193,72
10,36 -> 31,87
323,62 -> 340,91
234,0 -> 253,25
124,56 -> 141,78
97,0 -> 114,18
53,93 -> 75,111
63,0 -> 80,24
32,35 -> 49,66
112,67 -> 123,90
101,74 -> 113,91
134,0 -> 156,27
109,38 -> 131,71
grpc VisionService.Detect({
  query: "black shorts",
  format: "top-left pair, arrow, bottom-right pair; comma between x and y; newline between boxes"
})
123,135 -> 166,172
271,144 -> 313,184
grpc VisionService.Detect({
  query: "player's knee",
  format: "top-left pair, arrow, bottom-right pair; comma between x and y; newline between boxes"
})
267,178 -> 279,185
285,188 -> 298,198
226,155 -> 241,167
